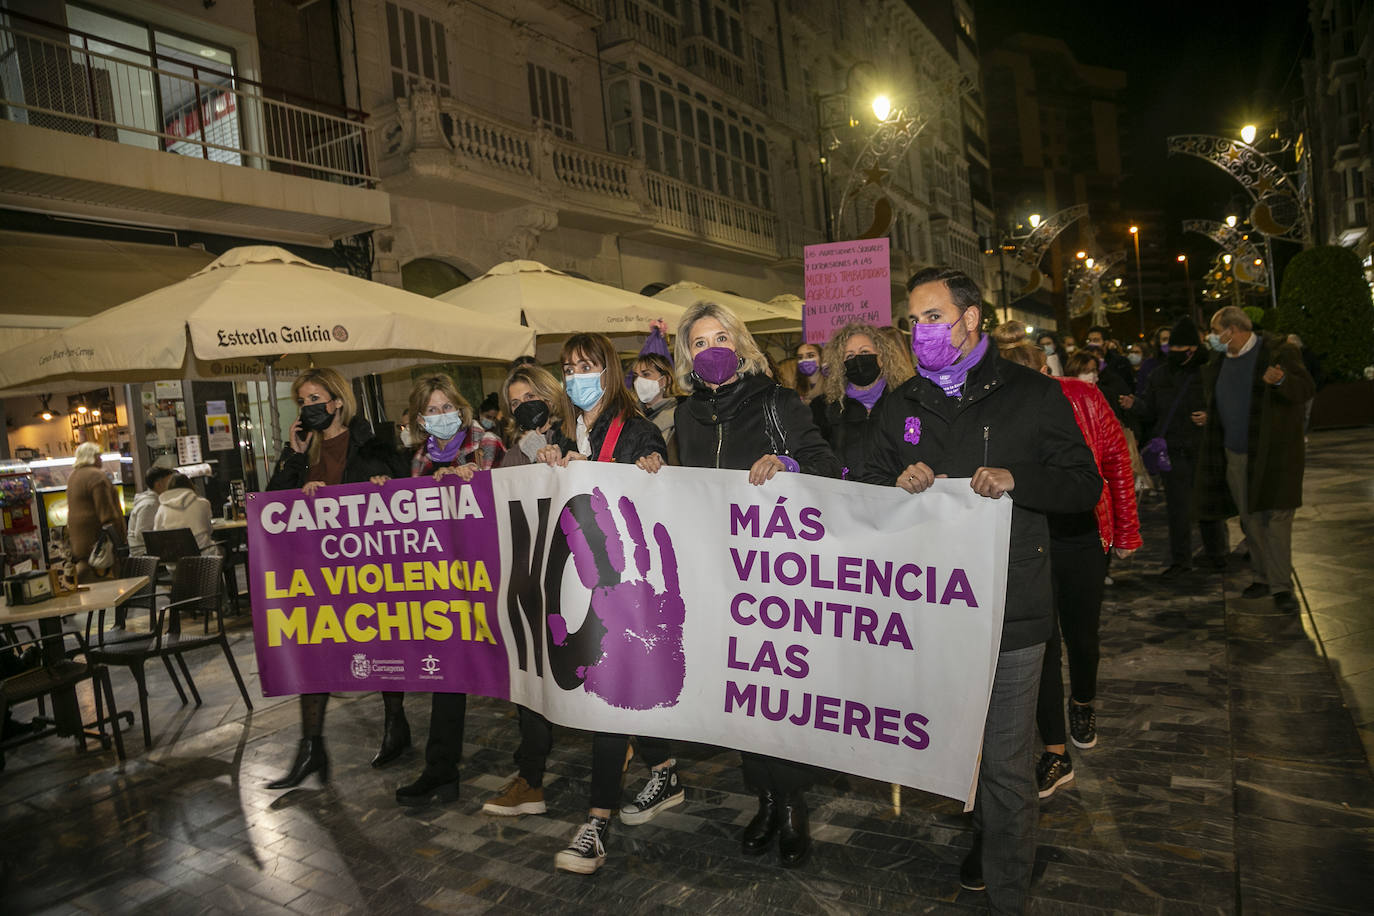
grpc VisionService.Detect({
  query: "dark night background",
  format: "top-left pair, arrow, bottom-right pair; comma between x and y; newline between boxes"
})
978,0 -> 1313,260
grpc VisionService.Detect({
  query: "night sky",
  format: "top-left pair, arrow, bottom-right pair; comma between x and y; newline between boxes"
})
978,0 -> 1313,257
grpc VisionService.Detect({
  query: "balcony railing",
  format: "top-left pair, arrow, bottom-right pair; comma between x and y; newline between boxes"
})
0,19 -> 377,186
645,172 -> 777,256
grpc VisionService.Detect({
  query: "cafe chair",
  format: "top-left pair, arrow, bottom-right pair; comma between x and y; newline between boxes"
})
86,555 -> 253,748
144,527 -> 239,616
78,556 -> 190,706
1,626 -> 127,764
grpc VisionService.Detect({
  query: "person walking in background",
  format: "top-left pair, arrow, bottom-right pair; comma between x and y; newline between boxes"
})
1194,306 -> 1314,611
1135,326 -> 1171,396
861,268 -> 1101,911
64,442 -> 126,580
127,466 -> 174,557
996,327 -> 1142,800
1123,318 -> 1229,577
811,321 -> 914,481
1036,331 -> 1065,377
792,341 -> 825,406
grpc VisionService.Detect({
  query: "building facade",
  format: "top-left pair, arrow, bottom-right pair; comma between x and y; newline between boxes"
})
1301,0 -> 1372,293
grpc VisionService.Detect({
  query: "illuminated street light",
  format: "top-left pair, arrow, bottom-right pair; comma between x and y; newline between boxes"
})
871,95 -> 892,122
1024,324 -> 1034,334
1129,225 -> 1138,235
1241,124 -> 1257,144
1085,257 -> 1095,268
1114,277 -> 1123,287
1028,213 -> 1042,229
1226,215 -> 1237,227
1129,225 -> 1145,336
1076,250 -> 1087,259
1222,253 -> 1233,264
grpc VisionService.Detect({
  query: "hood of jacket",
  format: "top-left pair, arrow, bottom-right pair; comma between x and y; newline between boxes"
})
133,489 -> 160,510
158,488 -> 199,510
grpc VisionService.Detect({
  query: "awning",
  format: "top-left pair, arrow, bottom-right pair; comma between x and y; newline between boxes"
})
0,230 -> 216,328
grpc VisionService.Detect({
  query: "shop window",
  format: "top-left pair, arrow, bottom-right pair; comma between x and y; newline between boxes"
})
385,1 -> 450,99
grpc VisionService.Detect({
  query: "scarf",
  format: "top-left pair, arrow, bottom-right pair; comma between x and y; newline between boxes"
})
917,334 -> 990,398
426,428 -> 466,464
846,378 -> 886,411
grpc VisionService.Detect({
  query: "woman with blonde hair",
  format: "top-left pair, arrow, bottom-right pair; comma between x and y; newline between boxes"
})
64,441 -> 126,579
658,299 -> 838,868
265,367 -> 408,789
379,373 -> 503,805
812,321 -> 914,480
496,363 -> 577,466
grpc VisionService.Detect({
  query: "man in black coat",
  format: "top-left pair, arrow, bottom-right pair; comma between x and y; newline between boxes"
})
861,267 -> 1102,912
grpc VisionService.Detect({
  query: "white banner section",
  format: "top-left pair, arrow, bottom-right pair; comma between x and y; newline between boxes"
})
489,463 -> 1011,804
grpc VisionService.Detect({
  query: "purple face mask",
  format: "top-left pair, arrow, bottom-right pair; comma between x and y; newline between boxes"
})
910,314 -> 969,371
797,358 -> 819,376
692,346 -> 741,385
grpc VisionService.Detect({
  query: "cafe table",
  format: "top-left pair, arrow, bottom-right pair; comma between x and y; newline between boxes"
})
0,575 -> 148,750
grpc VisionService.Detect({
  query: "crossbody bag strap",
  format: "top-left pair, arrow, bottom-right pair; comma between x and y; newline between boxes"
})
763,387 -> 790,456
596,415 -> 626,462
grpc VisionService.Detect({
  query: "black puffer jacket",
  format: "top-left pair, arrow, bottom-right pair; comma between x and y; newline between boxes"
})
267,415 -> 407,491
676,373 -> 840,477
811,389 -> 891,481
857,345 -> 1102,651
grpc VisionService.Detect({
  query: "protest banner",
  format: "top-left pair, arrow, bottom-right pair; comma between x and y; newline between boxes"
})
803,238 -> 891,344
248,464 -> 1011,803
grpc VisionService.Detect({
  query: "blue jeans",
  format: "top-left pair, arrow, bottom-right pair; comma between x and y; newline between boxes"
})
974,642 -> 1045,914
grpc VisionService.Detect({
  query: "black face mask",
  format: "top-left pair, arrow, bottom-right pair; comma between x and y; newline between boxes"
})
298,402 -> 335,432
512,399 -> 550,431
843,353 -> 882,387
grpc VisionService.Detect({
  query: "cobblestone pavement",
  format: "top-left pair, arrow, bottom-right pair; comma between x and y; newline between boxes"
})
2,430 -> 1371,914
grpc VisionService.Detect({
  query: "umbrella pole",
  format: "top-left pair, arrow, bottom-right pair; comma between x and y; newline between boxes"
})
262,357 -> 284,460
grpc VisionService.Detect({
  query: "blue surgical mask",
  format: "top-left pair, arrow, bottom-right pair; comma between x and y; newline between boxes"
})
422,411 -> 465,440
479,417 -> 495,430
1207,332 -> 1227,353
565,372 -> 604,411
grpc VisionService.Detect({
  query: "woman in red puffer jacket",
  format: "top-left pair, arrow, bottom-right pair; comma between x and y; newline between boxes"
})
995,328 -> 1140,801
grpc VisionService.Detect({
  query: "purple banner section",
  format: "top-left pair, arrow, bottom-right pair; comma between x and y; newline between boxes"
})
803,237 -> 891,345
247,475 -> 506,697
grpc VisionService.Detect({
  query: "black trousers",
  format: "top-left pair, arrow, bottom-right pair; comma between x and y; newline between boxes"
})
1162,449 -> 1229,566
740,752 -> 812,797
1037,542 -> 1107,747
514,705 -> 672,809
424,692 -> 467,774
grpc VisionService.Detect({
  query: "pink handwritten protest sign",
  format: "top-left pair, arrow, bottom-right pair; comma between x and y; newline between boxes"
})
803,238 -> 891,345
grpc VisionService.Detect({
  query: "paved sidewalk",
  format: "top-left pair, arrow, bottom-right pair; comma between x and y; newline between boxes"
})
1,430 -> 1371,914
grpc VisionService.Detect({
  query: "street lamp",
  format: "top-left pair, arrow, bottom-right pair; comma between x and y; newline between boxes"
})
1128,225 -> 1145,337
1028,213 -> 1042,229
871,95 -> 893,122
1177,254 -> 1196,322
1225,214 -> 1237,228
1240,124 -> 1257,144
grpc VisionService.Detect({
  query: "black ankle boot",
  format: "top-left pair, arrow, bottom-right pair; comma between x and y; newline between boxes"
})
371,708 -> 411,768
268,737 -> 328,789
777,793 -> 810,868
395,767 -> 461,807
741,791 -> 778,855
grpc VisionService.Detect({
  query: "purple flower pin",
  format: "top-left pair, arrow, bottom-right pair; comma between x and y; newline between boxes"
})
903,416 -> 921,445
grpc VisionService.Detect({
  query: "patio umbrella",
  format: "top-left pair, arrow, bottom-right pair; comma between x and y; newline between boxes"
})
0,246 -> 535,452
653,282 -> 801,333
435,260 -> 685,362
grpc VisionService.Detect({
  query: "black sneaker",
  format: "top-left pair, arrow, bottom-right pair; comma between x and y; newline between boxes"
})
1037,751 -> 1074,799
1068,702 -> 1097,749
1274,591 -> 1300,611
1241,582 -> 1270,599
554,815 -> 610,875
959,835 -> 984,891
619,761 -> 684,825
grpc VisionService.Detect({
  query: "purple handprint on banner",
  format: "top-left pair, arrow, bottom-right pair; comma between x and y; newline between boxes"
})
550,487 -> 685,709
